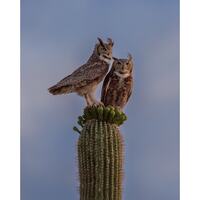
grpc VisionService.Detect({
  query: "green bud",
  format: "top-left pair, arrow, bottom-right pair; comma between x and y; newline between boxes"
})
103,107 -> 110,121
97,106 -> 104,120
108,110 -> 115,123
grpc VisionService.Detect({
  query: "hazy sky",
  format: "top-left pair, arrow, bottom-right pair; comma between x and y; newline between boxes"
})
21,0 -> 179,199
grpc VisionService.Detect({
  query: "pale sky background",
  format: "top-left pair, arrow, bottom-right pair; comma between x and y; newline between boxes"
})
21,0 -> 179,199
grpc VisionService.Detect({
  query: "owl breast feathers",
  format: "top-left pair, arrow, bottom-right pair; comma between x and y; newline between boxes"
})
101,73 -> 133,109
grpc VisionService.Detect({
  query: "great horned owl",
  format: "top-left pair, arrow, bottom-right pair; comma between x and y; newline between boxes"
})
48,38 -> 114,106
101,54 -> 133,110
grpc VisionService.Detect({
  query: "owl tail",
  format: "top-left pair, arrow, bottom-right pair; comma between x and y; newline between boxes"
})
48,84 -> 72,95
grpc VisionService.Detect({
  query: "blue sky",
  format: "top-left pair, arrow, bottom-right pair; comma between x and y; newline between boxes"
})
21,0 -> 179,199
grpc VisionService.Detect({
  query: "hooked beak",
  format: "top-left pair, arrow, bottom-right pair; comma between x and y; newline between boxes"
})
112,57 -> 118,61
103,54 -> 112,60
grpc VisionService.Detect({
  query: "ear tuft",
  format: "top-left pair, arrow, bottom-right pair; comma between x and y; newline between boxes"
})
127,53 -> 133,61
97,37 -> 104,45
107,38 -> 114,46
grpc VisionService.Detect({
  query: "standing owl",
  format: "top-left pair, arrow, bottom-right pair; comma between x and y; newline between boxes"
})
48,38 -> 114,106
101,54 -> 133,110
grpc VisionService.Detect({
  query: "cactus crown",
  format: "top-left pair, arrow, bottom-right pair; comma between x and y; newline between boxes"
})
74,105 -> 127,133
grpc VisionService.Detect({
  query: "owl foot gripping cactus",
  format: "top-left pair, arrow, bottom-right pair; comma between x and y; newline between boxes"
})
74,105 -> 127,200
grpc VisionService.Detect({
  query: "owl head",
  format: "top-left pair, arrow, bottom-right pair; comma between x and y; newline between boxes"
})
95,37 -> 114,63
112,54 -> 133,77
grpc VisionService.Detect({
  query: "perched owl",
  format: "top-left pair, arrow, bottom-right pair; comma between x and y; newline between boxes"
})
48,38 -> 114,106
101,54 -> 133,110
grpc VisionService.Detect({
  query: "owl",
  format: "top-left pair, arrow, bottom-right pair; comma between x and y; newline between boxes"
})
48,37 -> 114,106
101,54 -> 133,110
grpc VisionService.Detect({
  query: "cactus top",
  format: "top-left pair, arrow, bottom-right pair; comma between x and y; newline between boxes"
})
77,105 -> 127,127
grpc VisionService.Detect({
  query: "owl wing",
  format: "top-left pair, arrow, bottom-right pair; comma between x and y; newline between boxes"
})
126,76 -> 133,103
101,70 -> 114,103
49,61 -> 109,94
59,61 -> 109,86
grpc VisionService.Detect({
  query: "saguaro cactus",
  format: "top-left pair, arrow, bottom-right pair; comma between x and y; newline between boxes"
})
74,105 -> 127,200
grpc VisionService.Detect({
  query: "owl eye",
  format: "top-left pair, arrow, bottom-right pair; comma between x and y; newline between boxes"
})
100,44 -> 106,50
126,62 -> 129,65
99,46 -> 106,52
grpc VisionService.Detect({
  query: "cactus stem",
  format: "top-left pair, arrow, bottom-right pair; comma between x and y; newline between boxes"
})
76,106 -> 125,200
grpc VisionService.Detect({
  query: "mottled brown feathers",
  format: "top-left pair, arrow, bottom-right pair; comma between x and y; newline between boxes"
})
101,73 -> 133,109
48,38 -> 114,105
101,56 -> 133,109
48,60 -> 109,95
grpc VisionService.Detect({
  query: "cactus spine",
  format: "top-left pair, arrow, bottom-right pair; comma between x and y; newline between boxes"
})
75,106 -> 126,200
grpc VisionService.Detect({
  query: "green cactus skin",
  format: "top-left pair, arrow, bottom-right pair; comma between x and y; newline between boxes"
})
76,106 -> 125,200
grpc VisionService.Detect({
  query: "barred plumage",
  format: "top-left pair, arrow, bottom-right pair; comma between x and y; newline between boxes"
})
101,54 -> 133,110
48,38 -> 114,106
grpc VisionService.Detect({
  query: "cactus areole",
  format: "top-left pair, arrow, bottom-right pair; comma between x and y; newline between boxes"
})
74,105 -> 127,200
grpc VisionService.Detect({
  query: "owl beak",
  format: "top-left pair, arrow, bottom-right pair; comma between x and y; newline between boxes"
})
103,54 -> 112,60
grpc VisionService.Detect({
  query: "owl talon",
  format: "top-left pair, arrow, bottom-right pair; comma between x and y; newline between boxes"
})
92,101 -> 104,106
